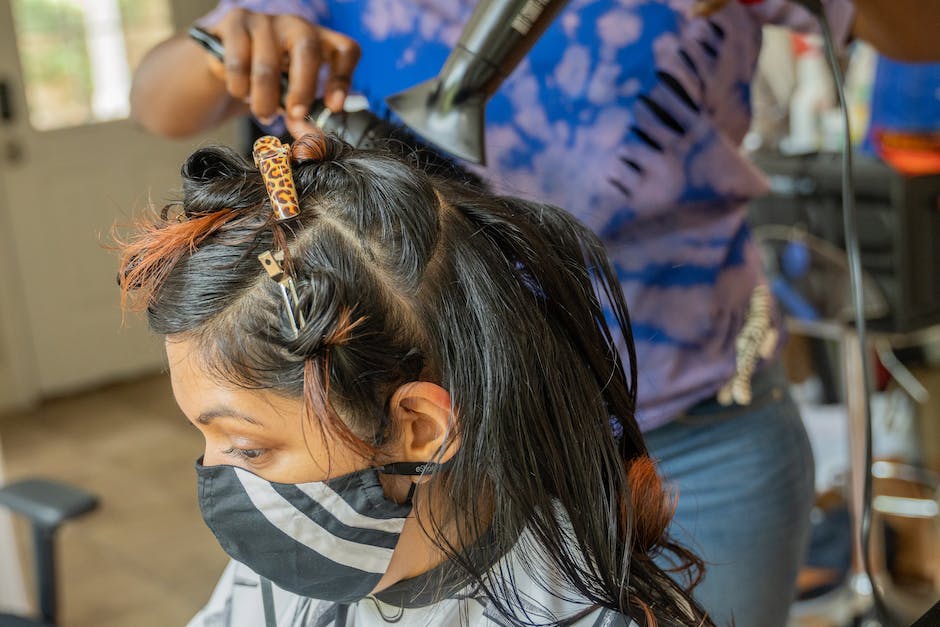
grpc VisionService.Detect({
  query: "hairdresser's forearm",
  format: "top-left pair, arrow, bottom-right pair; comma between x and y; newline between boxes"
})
853,0 -> 940,62
130,35 -> 247,138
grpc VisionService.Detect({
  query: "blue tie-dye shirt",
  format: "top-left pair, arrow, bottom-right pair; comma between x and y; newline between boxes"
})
203,0 -> 854,431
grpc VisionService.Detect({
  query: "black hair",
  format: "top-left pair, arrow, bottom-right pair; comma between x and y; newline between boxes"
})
119,132 -> 711,626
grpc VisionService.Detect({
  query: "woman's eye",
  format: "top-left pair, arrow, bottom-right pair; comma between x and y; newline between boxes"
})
223,446 -> 268,462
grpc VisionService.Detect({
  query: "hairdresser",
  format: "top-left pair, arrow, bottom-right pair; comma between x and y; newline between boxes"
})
130,2 -> 940,625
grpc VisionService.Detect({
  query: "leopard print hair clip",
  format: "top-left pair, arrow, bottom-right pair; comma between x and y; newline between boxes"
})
252,135 -> 301,221
253,136 -> 305,337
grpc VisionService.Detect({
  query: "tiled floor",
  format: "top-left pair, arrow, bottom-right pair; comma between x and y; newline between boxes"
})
0,375 -> 228,627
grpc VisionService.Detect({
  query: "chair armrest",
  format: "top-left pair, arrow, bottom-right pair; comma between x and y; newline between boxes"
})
0,479 -> 97,529
0,478 -> 98,624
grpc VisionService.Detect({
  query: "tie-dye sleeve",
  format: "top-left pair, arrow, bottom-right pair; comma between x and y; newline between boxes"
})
747,0 -> 855,48
196,0 -> 328,29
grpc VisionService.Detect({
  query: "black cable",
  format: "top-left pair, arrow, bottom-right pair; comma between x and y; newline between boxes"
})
817,9 -> 890,623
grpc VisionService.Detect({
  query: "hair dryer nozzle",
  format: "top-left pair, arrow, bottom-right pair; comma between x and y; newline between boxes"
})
385,0 -> 571,166
386,78 -> 487,165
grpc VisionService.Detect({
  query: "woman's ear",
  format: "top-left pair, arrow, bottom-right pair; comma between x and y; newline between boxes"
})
388,382 -> 458,465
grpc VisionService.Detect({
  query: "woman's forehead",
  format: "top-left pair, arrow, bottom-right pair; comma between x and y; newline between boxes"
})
165,337 -> 299,428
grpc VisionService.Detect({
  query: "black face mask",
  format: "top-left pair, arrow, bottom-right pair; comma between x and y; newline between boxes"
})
196,458 -> 437,603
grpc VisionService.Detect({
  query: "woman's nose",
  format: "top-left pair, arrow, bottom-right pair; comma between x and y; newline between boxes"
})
201,445 -> 224,467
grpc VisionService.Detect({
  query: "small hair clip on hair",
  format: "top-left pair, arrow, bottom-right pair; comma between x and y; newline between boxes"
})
258,250 -> 306,337
253,136 -> 300,221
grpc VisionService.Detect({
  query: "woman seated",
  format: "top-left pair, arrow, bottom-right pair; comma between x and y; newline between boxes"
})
118,130 -> 711,627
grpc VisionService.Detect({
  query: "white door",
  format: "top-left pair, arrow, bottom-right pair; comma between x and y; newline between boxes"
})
0,0 -> 236,411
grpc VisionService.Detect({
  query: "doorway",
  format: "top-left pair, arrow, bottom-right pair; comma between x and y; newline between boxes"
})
0,0 -> 235,411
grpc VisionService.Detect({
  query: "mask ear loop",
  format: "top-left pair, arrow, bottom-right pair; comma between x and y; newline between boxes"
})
379,460 -> 454,506
253,136 -> 306,337
379,461 -> 450,476
379,460 -> 454,507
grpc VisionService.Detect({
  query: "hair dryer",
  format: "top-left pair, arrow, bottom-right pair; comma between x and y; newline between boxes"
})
191,2 -> 569,166
189,25 -> 484,183
385,0 -> 571,165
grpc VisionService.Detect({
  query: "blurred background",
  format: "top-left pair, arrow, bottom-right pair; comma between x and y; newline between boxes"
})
0,0 -> 234,625
0,2 -> 938,626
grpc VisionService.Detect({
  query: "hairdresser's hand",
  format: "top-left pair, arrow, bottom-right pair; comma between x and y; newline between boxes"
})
207,9 -> 361,126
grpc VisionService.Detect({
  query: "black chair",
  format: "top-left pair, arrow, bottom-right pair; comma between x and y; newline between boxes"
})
0,479 -> 97,626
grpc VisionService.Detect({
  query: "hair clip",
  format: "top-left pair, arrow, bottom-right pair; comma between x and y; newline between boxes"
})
252,136 -> 300,221
258,250 -> 306,337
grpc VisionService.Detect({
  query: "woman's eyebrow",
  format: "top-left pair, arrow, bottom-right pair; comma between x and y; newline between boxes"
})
196,407 -> 264,426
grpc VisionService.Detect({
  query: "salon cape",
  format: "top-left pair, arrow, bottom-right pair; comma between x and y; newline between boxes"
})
187,525 -> 641,627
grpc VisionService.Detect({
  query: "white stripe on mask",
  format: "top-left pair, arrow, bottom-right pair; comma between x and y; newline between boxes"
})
294,480 -> 408,535
234,468 -> 404,574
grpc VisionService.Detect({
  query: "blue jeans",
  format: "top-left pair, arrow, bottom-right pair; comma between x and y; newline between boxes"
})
644,363 -> 815,627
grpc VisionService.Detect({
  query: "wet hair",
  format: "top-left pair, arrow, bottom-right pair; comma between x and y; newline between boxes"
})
118,132 -> 711,626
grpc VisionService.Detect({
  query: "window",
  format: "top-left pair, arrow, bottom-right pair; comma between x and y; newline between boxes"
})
11,0 -> 174,131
